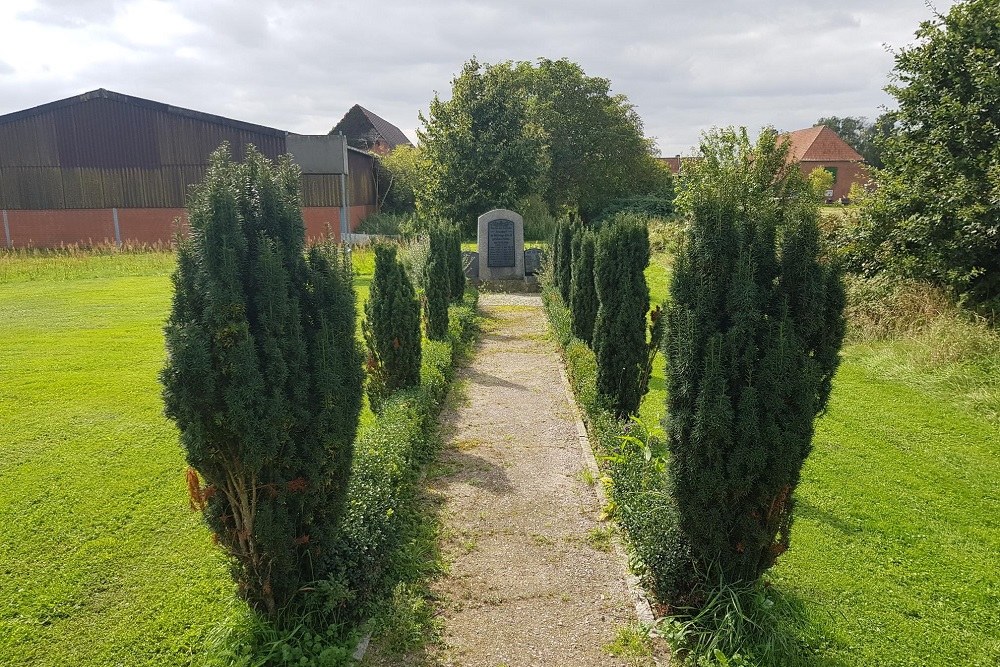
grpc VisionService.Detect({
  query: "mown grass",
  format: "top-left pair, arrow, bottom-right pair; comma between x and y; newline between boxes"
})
0,247 -> 385,665
635,252 -> 1000,666
0,251 -> 252,666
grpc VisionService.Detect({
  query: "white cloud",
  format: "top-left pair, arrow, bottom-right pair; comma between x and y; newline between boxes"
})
0,0 -> 957,154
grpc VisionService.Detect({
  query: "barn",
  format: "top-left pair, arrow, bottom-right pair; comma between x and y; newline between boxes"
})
0,89 -> 379,249
781,125 -> 868,202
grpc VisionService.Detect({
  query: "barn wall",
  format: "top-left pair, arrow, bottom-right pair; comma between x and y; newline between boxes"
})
0,91 -> 379,247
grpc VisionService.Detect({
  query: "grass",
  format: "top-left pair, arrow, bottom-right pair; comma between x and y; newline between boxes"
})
0,247 -> 386,665
635,251 -> 1000,666
0,250 -> 252,665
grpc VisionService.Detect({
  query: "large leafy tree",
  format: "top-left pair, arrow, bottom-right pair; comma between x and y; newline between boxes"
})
663,128 -> 845,596
418,58 -> 544,232
857,0 -> 1000,313
162,145 -> 363,616
518,58 -> 672,219
419,57 -> 672,227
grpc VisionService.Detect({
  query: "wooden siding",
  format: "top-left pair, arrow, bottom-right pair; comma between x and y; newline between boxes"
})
0,92 -> 366,210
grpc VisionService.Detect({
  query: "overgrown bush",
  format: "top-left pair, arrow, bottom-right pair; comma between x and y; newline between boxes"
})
597,194 -> 675,223
570,228 -> 597,345
363,244 -> 422,412
161,145 -> 363,616
664,127 -> 845,597
592,214 -> 651,418
518,193 -> 559,242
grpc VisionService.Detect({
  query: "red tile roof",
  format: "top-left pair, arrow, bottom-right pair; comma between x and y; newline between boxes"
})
780,125 -> 863,162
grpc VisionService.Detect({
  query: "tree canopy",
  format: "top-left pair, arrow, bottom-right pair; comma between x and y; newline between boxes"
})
417,57 -> 672,229
417,58 -> 544,229
856,0 -> 1000,313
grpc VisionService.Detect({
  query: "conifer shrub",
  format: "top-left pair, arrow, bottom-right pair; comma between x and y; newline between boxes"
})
448,222 -> 466,301
570,229 -> 598,345
424,224 -> 451,340
592,214 -> 651,418
161,145 -> 363,616
664,128 -> 846,597
557,216 -> 575,303
363,243 -> 422,412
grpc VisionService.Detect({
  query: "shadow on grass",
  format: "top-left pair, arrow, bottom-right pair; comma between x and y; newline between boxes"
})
794,496 -> 862,536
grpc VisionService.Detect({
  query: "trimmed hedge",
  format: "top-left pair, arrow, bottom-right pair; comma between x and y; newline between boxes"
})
542,284 -> 681,601
337,288 -> 478,605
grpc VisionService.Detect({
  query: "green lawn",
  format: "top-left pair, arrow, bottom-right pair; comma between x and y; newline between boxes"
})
0,249 -> 377,666
638,252 -> 1000,666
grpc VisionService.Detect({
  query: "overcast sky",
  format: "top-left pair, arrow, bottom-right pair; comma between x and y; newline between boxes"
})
0,0 -> 955,155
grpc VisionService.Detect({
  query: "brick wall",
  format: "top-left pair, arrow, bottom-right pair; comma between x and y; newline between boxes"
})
2,205 -> 377,249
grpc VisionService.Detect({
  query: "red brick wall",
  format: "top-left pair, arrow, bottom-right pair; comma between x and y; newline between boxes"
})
797,160 -> 869,201
3,205 -> 376,249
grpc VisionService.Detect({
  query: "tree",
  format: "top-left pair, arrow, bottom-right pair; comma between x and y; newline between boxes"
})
516,58 -> 671,219
664,128 -> 845,597
363,243 -> 422,412
555,215 -> 575,303
161,145 -> 363,616
592,214 -> 651,418
448,222 -> 466,301
815,115 -> 891,168
855,0 -> 1000,313
376,145 -> 426,214
424,224 -> 451,339
418,58 -> 544,233
570,228 -> 598,345
807,166 -> 835,201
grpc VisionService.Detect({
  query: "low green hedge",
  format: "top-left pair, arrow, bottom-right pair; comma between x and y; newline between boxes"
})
542,284 -> 681,600
338,287 -> 478,606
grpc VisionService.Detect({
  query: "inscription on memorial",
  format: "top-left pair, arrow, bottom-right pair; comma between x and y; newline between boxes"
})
487,219 -> 516,268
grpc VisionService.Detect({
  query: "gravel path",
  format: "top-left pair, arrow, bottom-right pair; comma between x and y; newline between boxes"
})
425,293 -> 640,666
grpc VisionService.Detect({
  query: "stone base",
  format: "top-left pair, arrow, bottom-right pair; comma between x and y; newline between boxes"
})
475,276 -> 540,293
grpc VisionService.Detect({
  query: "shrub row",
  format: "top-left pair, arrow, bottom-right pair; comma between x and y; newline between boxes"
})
338,288 -> 478,607
541,285 -> 679,600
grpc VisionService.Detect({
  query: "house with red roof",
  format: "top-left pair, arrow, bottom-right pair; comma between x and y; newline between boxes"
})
780,125 -> 868,202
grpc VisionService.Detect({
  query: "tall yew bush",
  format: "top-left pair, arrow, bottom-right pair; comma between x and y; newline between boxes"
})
592,214 -> 650,417
363,243 -> 421,412
570,228 -> 597,345
424,223 -> 451,339
665,128 -> 845,594
161,145 -> 363,616
557,216 -> 575,303
448,222 -> 466,301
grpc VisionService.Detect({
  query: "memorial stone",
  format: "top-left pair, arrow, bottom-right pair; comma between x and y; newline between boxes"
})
477,208 -> 525,281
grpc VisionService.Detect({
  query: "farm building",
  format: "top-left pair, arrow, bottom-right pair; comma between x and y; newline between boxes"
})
781,125 -> 867,201
0,89 -> 379,249
330,104 -> 412,155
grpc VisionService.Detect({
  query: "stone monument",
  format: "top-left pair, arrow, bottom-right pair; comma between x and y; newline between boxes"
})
477,208 -> 524,281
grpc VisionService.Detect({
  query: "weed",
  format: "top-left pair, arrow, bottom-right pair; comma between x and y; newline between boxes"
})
586,525 -> 614,552
604,623 -> 654,665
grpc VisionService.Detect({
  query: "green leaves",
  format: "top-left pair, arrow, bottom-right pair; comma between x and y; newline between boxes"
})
665,127 -> 845,593
161,145 -> 363,616
857,0 -> 1000,313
